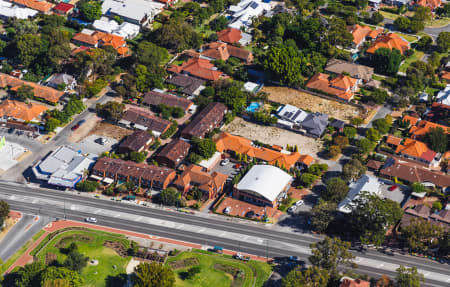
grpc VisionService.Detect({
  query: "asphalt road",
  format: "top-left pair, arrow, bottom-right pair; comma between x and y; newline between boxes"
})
0,182 -> 449,287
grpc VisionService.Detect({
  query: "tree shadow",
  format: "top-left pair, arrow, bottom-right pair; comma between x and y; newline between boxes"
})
105,273 -> 128,287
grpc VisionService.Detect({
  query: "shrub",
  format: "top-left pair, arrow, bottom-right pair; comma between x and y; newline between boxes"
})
75,180 -> 99,192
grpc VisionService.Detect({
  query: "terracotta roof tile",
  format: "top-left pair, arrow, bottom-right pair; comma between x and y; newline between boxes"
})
168,58 -> 223,81
414,0 -> 442,10
13,0 -> 53,12
402,115 -> 420,126
306,73 -> 357,101
350,24 -> 371,45
217,28 -> 242,43
409,120 -> 449,138
395,138 -> 436,162
0,99 -> 48,122
386,135 -> 402,146
366,33 -> 410,55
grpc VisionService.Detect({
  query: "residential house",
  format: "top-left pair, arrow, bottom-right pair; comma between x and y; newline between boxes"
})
118,130 -> 153,154
329,119 -> 346,132
181,102 -> 227,139
325,59 -> 374,82
228,0 -> 272,30
0,99 -> 48,122
173,164 -> 227,200
380,158 -> 450,191
0,0 -> 38,19
0,73 -> 64,104
385,135 -> 402,149
424,103 -> 450,125
367,28 -> 384,40
401,115 -> 420,127
72,29 -> 130,56
401,204 -> 450,231
143,90 -> 193,112
118,108 -> 171,137
91,157 -> 176,189
395,138 -> 437,166
154,139 -> 191,168
32,146 -> 95,188
440,71 -> 450,83
412,0 -> 442,10
339,277 -> 370,287
366,33 -> 410,55
200,42 -> 254,63
300,112 -> 329,138
306,73 -> 359,101
101,0 -> 164,26
338,175 -> 382,214
154,0 -> 178,7
367,160 -> 384,172
214,132 -> 304,170
47,73 -> 77,91
167,58 -> 223,81
217,28 -> 242,44
349,24 -> 372,49
234,165 -> 292,208
436,84 -> 450,106
12,0 -> 53,13
165,74 -> 205,97
276,104 -> 309,130
297,154 -> 314,169
52,2 -> 74,15
93,18 -> 140,39
409,120 -> 449,139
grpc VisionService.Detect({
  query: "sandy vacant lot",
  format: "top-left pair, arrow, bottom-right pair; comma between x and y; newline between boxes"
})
88,122 -> 133,140
224,117 -> 323,157
263,86 -> 365,122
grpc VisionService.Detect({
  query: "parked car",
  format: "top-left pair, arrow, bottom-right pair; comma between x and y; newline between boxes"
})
224,207 -> 231,214
220,158 -> 230,166
388,185 -> 398,191
85,217 -> 97,223
295,200 -> 304,207
71,124 -> 80,131
7,128 -> 14,134
246,211 -> 255,218
289,256 -> 300,262
77,119 -> 86,126
96,137 -> 107,145
233,163 -> 241,169
287,205 -> 297,214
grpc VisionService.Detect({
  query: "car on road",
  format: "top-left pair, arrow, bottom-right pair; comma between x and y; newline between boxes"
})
224,207 -> 231,214
71,124 -> 80,131
85,217 -> 97,223
289,256 -> 300,262
220,159 -> 230,166
388,185 -> 398,191
246,211 -> 255,218
287,205 -> 297,214
295,200 -> 304,207
7,128 -> 14,134
77,119 -> 86,126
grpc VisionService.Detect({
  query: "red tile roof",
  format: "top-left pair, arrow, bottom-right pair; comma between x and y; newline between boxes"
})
53,2 -> 74,13
201,42 -> 253,63
13,0 -> 53,12
168,58 -> 223,81
366,33 -> 410,55
0,99 -> 48,122
402,115 -> 420,126
217,28 -> 242,43
340,278 -> 370,287
386,135 -> 402,146
409,120 -> 449,138
395,138 -> 436,163
414,0 -> 442,10
306,73 -> 357,101
350,24 -> 371,46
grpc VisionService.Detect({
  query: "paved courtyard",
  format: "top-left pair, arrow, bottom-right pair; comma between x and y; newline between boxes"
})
0,140 -> 28,173
71,134 -> 118,155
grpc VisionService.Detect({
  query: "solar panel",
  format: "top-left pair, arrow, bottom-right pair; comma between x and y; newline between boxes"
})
291,110 -> 301,121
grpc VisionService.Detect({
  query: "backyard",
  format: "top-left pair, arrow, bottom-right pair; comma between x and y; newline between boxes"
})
34,229 -> 132,287
167,250 -> 272,287
399,50 -> 425,73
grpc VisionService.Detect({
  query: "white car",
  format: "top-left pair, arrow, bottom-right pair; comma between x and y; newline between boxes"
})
287,205 -> 297,214
224,207 -> 231,214
220,159 -> 230,166
85,217 -> 97,223
295,200 -> 304,207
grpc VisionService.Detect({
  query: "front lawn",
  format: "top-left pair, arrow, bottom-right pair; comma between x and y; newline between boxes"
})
396,32 -> 418,43
35,229 -> 131,287
399,50 -> 424,73
167,250 -> 272,287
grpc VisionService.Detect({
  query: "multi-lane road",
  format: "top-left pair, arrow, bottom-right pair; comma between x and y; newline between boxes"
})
0,181 -> 449,287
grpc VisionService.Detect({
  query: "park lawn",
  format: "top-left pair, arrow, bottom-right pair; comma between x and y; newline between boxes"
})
35,230 -> 131,287
167,250 -> 271,287
399,50 -> 424,73
425,17 -> 450,27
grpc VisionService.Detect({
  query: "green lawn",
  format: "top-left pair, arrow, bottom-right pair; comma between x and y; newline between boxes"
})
380,11 -> 399,21
35,230 -> 131,287
399,50 -> 424,73
425,17 -> 450,28
167,250 -> 272,287
395,32 -> 418,43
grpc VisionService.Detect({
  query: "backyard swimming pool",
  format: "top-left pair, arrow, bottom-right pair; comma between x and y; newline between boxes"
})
246,102 -> 261,113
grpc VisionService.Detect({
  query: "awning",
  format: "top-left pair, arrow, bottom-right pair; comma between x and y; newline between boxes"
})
102,177 -> 114,184
90,174 -> 103,181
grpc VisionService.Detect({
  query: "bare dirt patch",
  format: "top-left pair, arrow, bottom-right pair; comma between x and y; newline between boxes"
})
263,86 -> 365,122
68,115 -> 100,143
169,257 -> 199,270
87,122 -> 133,140
223,117 -> 323,157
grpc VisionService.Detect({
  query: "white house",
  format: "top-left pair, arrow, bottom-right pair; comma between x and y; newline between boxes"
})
276,104 -> 309,127
93,17 -> 140,39
47,73 -> 77,91
436,84 -> 450,106
101,0 -> 164,26
228,0 -> 272,30
338,175 -> 382,214
0,0 -> 38,20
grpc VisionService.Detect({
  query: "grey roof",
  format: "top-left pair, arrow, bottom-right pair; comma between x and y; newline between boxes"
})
166,74 -> 205,96
325,59 -> 374,81
301,112 -> 329,137
277,104 -> 309,125
337,175 -> 381,214
330,119 -> 345,129
48,73 -> 75,86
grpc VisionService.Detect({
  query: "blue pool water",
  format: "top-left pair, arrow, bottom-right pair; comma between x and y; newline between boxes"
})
246,102 -> 261,113
61,0 -> 71,3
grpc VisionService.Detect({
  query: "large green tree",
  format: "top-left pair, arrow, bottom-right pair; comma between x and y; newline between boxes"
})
372,48 -> 402,76
341,158 -> 366,182
263,45 -> 305,87
79,1 -> 102,22
309,236 -> 355,278
323,177 -> 349,203
401,217 -> 444,253
136,41 -> 169,70
425,127 -> 448,153
132,262 -> 175,287
437,31 -> 450,52
15,34 -> 42,68
40,267 -> 83,287
310,201 -> 337,233
0,200 -> 10,230
396,266 -> 424,287
282,266 -> 329,287
96,102 -> 125,122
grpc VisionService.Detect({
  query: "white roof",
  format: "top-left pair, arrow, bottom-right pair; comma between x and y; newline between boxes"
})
93,18 -> 140,38
277,104 -> 309,125
93,18 -> 119,33
338,175 -> 381,214
102,0 -> 164,23
243,82 -> 260,93
228,0 -> 271,29
237,165 -> 292,202
436,84 -> 450,106
0,0 -> 38,19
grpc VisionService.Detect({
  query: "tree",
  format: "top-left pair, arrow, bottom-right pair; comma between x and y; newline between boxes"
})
323,177 -> 349,203
370,11 -> 384,24
79,1 -> 102,21
75,180 -> 99,192
366,128 -> 381,142
40,267 -> 83,287
376,275 -> 394,287
215,82 -> 247,113
309,236 -> 355,278
136,41 -> 169,70
437,31 -> 450,52
342,158 -> 366,182
132,262 -> 175,287
129,151 -> 147,163
96,102 -> 125,122
191,138 -> 216,159
327,145 -> 341,159
160,187 -> 181,207
15,85 -> 34,100
394,16 -> 411,31
396,266 -> 424,287
349,192 -> 403,245
155,19 -> 202,52
282,266 -> 329,287
311,201 -> 337,233
373,48 -> 402,76
15,34 -> 42,67
373,118 -> 391,134
300,173 -> 318,188
263,45 -> 305,87
401,217 -> 444,253
0,200 -> 10,229
410,182 -> 425,194
45,117 -> 61,132
350,117 -> 364,127
425,127 -> 448,153
356,138 -> 376,154
14,261 -> 46,287
416,35 -> 432,51
64,248 -> 88,273
209,16 -> 228,31
343,127 -> 357,139
414,6 -> 432,22
370,88 -> 389,105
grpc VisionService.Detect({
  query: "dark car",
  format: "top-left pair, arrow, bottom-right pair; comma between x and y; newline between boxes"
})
246,211 -> 255,218
71,124 -> 80,131
7,128 -> 14,134
77,119 -> 86,126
